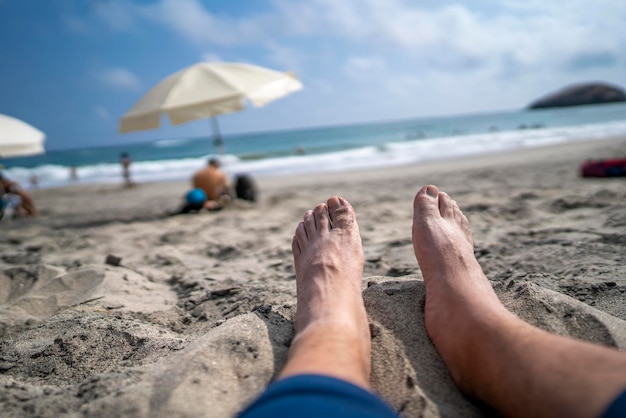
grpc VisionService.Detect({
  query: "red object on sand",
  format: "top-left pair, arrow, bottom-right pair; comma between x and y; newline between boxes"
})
580,158 -> 626,177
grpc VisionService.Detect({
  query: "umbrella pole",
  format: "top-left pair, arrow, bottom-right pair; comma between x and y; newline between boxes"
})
210,116 -> 225,155
209,116 -> 230,176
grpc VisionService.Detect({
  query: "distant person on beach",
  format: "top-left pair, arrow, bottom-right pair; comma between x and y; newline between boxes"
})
191,158 -> 231,210
120,152 -> 133,187
70,165 -> 78,181
29,174 -> 39,189
0,172 -> 38,217
240,186 -> 626,418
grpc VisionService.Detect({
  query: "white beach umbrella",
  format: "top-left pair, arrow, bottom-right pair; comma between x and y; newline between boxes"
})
119,62 -> 303,151
0,114 -> 46,158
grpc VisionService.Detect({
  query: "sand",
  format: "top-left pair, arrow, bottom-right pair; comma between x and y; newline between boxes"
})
1,136 -> 626,417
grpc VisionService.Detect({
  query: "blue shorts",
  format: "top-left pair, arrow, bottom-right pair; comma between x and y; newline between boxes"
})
604,389 -> 626,418
239,375 -> 626,418
238,375 -> 398,418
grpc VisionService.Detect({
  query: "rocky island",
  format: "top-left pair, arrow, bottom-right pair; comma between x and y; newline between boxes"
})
528,82 -> 626,109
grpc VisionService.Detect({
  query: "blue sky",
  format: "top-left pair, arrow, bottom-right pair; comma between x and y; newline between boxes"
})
1,0 -> 625,151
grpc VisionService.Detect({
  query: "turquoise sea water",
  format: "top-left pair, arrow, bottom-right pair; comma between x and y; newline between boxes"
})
3,102 -> 626,188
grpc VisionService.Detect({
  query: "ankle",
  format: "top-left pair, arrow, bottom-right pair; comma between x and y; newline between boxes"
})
295,293 -> 367,332
442,310 -> 525,395
294,318 -> 368,343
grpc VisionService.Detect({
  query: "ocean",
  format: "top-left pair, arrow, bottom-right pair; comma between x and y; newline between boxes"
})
3,102 -> 626,189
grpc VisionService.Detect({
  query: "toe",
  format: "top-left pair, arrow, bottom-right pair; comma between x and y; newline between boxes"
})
303,209 -> 317,236
450,199 -> 459,217
438,193 -> 455,219
452,202 -> 473,245
327,196 -> 356,230
459,213 -> 473,244
413,185 -> 441,219
314,203 -> 330,232
295,221 -> 307,245
292,235 -> 301,257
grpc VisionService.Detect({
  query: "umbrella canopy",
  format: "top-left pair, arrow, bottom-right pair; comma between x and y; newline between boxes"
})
119,62 -> 303,134
0,114 -> 46,158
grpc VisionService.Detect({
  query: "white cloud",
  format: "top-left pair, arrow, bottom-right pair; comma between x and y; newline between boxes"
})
97,67 -> 140,90
76,0 -> 625,78
301,0 -> 623,79
138,0 -> 216,44
136,0 -> 273,46
65,0 -> 625,119
128,0 -> 625,79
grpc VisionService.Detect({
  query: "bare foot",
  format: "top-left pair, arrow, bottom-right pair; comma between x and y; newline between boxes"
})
412,185 -> 514,394
412,185 -> 626,418
279,196 -> 371,388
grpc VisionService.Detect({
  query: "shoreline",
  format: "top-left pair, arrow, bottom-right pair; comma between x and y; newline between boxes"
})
259,133 -> 626,190
5,119 -> 626,191
25,133 -> 626,196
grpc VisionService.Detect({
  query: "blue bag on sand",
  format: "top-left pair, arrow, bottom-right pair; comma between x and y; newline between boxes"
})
185,188 -> 207,205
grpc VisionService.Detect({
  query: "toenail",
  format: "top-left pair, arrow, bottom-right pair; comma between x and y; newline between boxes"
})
426,185 -> 438,197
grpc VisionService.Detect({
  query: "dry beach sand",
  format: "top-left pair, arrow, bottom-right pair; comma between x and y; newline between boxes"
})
1,136 -> 626,417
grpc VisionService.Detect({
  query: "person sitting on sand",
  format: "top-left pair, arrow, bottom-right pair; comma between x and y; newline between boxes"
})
239,185 -> 626,418
0,172 -> 38,217
192,158 -> 231,210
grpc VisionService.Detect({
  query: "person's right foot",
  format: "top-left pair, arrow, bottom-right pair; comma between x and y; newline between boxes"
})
411,185 -> 514,394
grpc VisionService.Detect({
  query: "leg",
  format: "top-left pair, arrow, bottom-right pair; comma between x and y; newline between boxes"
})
239,197 -> 398,418
16,190 -> 38,216
203,194 -> 231,211
412,185 -> 626,418
279,196 -> 371,389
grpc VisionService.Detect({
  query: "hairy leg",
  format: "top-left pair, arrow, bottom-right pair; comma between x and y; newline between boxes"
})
279,196 -> 371,389
413,185 -> 626,418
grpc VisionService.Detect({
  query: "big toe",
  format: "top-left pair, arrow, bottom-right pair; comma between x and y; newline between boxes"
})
327,196 -> 357,230
413,185 -> 442,220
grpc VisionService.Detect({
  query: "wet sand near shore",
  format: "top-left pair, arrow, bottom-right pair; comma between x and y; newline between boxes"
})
1,136 -> 626,417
